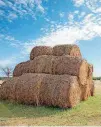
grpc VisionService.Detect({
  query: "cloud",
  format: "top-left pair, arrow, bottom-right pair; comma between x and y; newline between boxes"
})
85,0 -> 101,13
59,12 -> 64,18
37,4 -> 45,13
0,0 -> 45,21
8,13 -> 18,21
73,0 -> 84,7
0,34 -> 22,48
0,0 -> 6,6
21,10 -> 101,55
73,0 -> 101,14
0,57 -> 17,68
68,13 -> 74,21
1,0 -> 101,56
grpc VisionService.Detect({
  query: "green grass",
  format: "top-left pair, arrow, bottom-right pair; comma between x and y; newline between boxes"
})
0,84 -> 101,126
93,77 -> 101,80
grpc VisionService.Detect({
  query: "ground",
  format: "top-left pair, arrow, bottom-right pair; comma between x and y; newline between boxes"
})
0,80 -> 101,126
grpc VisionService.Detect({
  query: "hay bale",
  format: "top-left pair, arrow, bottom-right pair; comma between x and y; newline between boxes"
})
0,78 -> 18,101
88,64 -> 94,96
80,84 -> 90,101
13,61 -> 30,77
52,55 -> 88,86
80,64 -> 94,100
34,55 -> 53,74
0,74 -> 45,104
13,55 -> 53,77
13,55 -> 88,86
32,55 -> 88,86
13,60 -> 35,77
0,73 -> 81,108
40,74 -> 81,108
15,73 -> 45,105
53,44 -> 82,58
91,81 -> 95,96
30,46 -> 53,60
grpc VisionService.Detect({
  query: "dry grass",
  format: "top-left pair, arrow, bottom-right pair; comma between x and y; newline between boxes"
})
0,80 -> 101,126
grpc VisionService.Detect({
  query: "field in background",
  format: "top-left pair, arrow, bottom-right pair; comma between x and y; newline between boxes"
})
93,77 -> 101,80
0,80 -> 101,126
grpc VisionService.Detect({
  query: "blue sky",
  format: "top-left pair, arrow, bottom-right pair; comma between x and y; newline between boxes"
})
0,0 -> 101,77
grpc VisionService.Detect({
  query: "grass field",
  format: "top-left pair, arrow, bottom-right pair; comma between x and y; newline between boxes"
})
0,81 -> 101,126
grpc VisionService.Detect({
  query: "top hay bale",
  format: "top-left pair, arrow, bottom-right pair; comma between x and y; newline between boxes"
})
53,44 -> 82,58
30,44 -> 82,60
30,46 -> 53,60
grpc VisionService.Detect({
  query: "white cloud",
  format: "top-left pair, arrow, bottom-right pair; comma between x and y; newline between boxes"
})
74,10 -> 79,14
37,4 -> 45,13
8,13 -> 18,21
21,11 -> 101,55
44,17 -> 50,22
0,0 -> 6,6
85,0 -> 101,13
0,34 -> 22,48
73,0 -> 84,7
59,12 -> 64,18
68,13 -> 74,21
0,57 -> 17,68
0,0 -> 45,21
73,0 -> 101,14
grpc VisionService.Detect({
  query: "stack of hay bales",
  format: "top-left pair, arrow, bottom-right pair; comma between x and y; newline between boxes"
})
0,44 -> 94,108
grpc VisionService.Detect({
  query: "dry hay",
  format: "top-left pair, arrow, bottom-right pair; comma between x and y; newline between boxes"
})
0,73 -> 81,108
13,60 -> 35,77
0,78 -> 18,101
32,55 -> 88,86
88,64 -> 94,96
53,44 -> 82,58
80,63 -> 94,101
30,46 -> 53,60
13,55 -> 53,77
34,55 -> 53,74
13,55 -> 88,86
40,74 -> 81,108
53,55 -> 88,86
80,84 -> 90,101
91,81 -> 94,96
13,61 -> 31,77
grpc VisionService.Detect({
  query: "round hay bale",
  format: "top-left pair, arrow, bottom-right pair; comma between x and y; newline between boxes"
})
88,64 -> 94,96
52,55 -> 88,86
13,55 -> 88,86
40,74 -> 81,108
15,73 -> 45,105
30,46 -> 53,60
80,81 -> 91,101
13,60 -> 35,77
34,55 -> 54,74
0,73 -> 81,108
30,55 -> 88,86
0,78 -> 18,101
80,63 -> 94,100
53,44 -> 82,58
91,81 -> 95,96
13,61 -> 30,77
